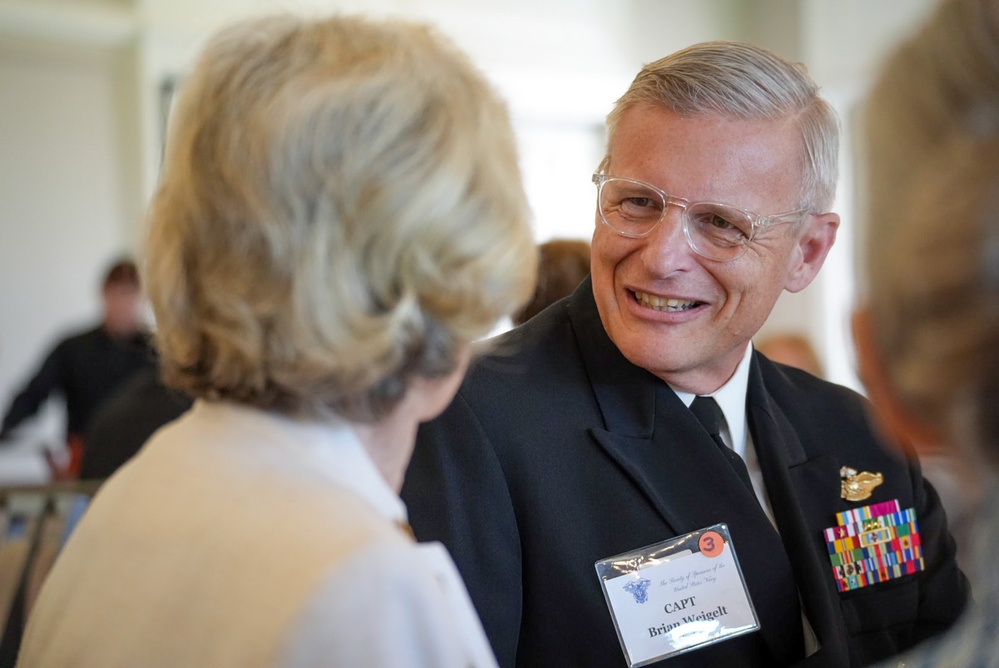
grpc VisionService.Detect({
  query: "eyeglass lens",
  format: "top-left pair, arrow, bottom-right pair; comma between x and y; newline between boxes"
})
597,178 -> 754,260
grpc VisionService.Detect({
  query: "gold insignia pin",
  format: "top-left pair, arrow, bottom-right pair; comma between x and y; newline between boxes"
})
840,466 -> 884,502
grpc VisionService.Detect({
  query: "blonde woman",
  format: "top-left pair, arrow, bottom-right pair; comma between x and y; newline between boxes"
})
855,0 -> 999,665
18,14 -> 535,667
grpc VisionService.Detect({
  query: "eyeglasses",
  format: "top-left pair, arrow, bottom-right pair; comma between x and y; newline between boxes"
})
592,173 -> 809,262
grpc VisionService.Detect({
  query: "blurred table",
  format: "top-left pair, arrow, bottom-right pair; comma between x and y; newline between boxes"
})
0,480 -> 101,666
0,437 -> 52,487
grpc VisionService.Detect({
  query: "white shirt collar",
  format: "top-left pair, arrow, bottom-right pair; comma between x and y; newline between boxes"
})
671,342 -> 754,457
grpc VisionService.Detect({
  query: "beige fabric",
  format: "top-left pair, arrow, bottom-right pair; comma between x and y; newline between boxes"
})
17,401 -> 496,667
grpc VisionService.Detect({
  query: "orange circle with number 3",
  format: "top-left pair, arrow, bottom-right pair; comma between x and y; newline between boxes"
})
699,531 -> 725,558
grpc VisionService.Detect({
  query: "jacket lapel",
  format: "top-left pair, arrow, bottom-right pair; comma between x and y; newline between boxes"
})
748,355 -> 851,666
567,279 -> 744,532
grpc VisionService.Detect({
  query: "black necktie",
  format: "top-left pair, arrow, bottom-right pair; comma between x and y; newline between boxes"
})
689,396 -> 755,493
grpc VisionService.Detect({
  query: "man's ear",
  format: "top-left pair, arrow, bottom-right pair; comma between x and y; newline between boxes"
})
851,306 -> 943,455
785,212 -> 839,293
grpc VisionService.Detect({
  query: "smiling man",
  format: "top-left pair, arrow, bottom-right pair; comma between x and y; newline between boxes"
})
402,41 -> 967,668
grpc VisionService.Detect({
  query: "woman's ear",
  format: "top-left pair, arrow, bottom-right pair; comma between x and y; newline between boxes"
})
852,306 -> 944,456
409,345 -> 473,422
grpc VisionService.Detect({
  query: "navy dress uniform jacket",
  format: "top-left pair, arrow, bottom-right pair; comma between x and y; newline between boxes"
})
402,277 -> 968,668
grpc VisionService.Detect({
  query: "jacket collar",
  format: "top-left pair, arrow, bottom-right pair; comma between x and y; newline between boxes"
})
567,276 -> 658,440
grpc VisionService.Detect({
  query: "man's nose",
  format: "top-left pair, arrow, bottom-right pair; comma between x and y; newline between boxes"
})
639,205 -> 695,275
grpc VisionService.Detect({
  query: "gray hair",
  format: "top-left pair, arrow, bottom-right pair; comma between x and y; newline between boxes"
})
144,14 -> 536,422
603,41 -> 840,212
864,0 -> 999,466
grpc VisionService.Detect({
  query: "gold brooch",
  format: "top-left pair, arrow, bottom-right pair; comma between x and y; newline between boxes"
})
840,466 -> 884,502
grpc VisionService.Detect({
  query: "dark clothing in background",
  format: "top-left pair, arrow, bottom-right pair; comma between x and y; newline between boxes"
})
0,326 -> 156,440
80,368 -> 193,480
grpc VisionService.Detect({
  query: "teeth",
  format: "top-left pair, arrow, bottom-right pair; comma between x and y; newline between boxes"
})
634,291 -> 699,312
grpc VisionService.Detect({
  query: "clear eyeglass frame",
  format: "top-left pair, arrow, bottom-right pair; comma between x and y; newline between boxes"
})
592,173 -> 809,262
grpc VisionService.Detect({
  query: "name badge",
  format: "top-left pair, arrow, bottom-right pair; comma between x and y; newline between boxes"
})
594,524 -> 759,667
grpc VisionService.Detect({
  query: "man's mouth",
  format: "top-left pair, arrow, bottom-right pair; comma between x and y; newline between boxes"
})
632,290 -> 701,312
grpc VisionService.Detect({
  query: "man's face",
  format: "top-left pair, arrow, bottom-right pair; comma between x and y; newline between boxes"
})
102,283 -> 144,337
592,104 -> 833,394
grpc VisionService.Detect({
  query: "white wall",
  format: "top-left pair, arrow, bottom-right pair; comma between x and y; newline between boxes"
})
0,0 -> 944,478
0,37 -> 138,447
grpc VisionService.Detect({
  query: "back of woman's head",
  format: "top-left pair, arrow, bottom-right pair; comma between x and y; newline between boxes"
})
144,15 -> 537,422
864,0 -> 999,464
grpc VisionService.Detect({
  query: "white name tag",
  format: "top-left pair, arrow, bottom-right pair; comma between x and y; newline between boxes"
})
594,524 -> 759,667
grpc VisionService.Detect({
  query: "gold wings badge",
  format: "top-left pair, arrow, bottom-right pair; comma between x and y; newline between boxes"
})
840,466 -> 884,502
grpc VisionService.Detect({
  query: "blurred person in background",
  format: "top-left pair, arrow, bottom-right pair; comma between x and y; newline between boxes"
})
17,13 -> 534,667
511,238 -> 590,326
755,332 -> 824,378
78,366 -> 193,480
855,0 -> 999,664
0,258 -> 155,479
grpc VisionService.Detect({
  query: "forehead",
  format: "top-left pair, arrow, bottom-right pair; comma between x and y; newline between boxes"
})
606,104 -> 804,212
